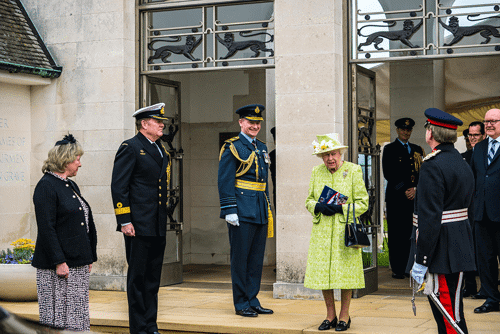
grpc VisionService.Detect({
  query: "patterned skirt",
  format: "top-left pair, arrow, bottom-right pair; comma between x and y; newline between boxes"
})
36,265 -> 90,331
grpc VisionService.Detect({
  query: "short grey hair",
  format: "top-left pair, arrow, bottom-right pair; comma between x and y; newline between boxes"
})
135,118 -> 144,131
425,123 -> 457,144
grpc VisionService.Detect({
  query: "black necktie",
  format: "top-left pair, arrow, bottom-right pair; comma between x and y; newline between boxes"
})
153,142 -> 163,157
403,143 -> 409,153
252,141 -> 257,150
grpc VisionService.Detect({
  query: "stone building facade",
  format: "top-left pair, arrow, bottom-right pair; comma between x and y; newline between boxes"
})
2,0 -> 499,298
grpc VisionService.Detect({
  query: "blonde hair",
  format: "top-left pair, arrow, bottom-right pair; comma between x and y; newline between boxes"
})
42,141 -> 84,173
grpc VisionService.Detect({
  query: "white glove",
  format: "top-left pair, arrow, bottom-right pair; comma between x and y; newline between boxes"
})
411,262 -> 428,285
225,214 -> 239,226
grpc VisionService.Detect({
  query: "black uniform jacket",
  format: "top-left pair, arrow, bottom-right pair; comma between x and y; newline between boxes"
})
111,132 -> 170,236
32,173 -> 97,269
218,134 -> 270,224
470,138 -> 500,223
413,143 -> 476,274
382,140 -> 424,200
461,149 -> 473,165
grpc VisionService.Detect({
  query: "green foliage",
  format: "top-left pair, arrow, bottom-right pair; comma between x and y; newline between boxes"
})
361,219 -> 390,267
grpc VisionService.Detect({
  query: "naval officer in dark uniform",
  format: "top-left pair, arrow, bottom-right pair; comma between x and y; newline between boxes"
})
382,118 -> 424,279
218,104 -> 274,317
410,108 -> 475,334
111,103 -> 171,334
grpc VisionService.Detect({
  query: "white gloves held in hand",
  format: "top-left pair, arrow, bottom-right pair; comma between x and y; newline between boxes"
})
225,213 -> 239,226
411,262 -> 428,285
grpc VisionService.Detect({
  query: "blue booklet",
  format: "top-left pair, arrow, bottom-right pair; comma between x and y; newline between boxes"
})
318,185 -> 348,205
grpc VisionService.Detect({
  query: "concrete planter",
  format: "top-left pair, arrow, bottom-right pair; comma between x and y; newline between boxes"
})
0,264 -> 38,301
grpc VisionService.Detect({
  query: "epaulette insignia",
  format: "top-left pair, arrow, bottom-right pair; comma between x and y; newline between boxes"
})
423,150 -> 441,161
256,138 -> 266,144
225,136 -> 240,143
122,143 -> 128,146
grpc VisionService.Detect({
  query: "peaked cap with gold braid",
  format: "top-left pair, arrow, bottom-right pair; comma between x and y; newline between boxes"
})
236,104 -> 265,121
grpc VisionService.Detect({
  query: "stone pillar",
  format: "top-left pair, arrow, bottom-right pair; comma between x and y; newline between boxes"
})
24,0 -> 136,290
273,0 -> 345,299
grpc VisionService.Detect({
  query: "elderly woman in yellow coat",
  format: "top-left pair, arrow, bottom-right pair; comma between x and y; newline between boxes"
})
304,133 -> 369,332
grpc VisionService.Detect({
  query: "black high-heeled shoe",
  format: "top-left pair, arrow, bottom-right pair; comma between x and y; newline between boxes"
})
318,317 -> 338,330
335,317 -> 351,331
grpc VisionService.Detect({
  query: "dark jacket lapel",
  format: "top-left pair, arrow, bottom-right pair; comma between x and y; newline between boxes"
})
239,133 -> 255,152
137,132 -> 163,166
488,139 -> 500,170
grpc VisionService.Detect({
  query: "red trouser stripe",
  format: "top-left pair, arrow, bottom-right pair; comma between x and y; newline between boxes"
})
438,274 -> 456,334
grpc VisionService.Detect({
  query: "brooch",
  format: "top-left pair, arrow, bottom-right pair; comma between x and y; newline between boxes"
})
343,170 -> 348,178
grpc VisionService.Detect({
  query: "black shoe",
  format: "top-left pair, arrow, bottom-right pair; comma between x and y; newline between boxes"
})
474,302 -> 499,314
251,306 -> 274,314
392,273 -> 406,279
318,318 -> 337,330
235,307 -> 258,317
335,318 -> 351,331
149,332 -> 160,334
463,287 -> 477,298
472,293 -> 487,300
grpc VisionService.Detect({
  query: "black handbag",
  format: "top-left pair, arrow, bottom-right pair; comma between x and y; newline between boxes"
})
344,203 -> 370,249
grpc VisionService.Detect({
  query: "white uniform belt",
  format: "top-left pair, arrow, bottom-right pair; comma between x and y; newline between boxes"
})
412,208 -> 468,227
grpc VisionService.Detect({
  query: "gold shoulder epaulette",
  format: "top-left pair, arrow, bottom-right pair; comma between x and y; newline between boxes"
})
122,143 -> 128,146
256,138 -> 266,144
220,137 -> 238,161
226,136 -> 240,143
423,149 -> 441,161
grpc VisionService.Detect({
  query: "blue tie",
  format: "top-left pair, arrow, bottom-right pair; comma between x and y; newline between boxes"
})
488,140 -> 498,165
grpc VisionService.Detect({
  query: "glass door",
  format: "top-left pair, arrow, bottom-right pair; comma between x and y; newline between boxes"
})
350,64 -> 380,297
143,77 -> 183,286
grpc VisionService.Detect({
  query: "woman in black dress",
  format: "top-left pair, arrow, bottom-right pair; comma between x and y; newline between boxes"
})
32,134 -> 97,331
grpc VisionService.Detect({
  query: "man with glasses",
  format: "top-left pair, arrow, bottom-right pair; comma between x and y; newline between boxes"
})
469,109 -> 500,314
468,121 -> 486,147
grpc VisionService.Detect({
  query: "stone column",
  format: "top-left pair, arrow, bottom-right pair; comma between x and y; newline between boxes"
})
273,0 -> 345,299
24,0 -> 136,290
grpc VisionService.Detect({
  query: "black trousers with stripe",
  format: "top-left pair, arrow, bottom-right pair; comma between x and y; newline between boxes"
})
428,272 -> 468,334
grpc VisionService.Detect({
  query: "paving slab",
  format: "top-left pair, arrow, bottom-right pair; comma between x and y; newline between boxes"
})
1,265 -> 499,333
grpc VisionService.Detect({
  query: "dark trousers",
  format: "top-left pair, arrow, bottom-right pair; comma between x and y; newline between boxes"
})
428,272 -> 468,334
386,196 -> 414,275
228,221 -> 267,311
463,218 -> 478,294
124,235 -> 166,334
475,216 -> 500,304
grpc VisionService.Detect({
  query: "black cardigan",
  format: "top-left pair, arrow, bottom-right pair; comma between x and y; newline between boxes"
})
32,173 -> 97,269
